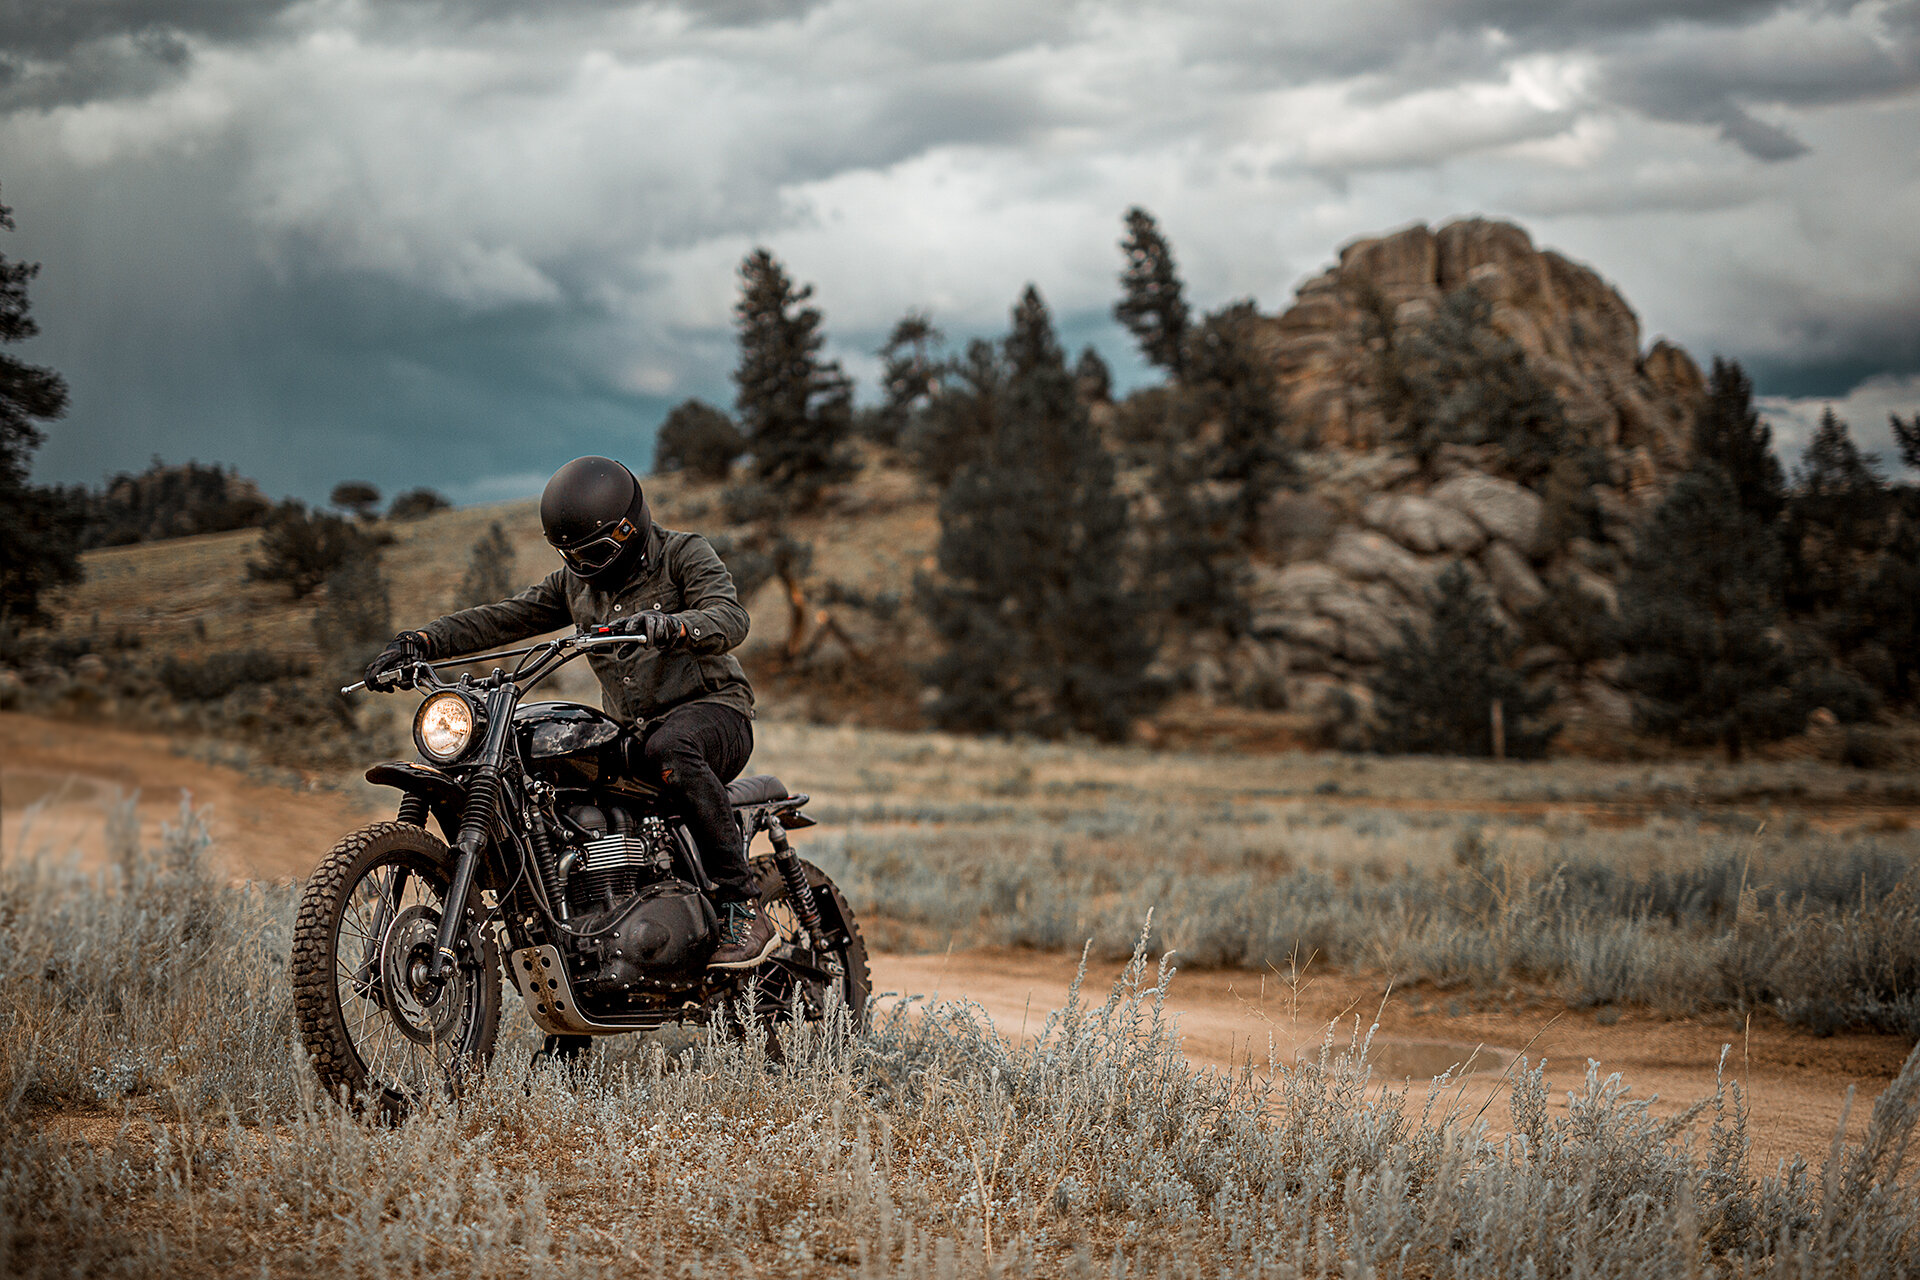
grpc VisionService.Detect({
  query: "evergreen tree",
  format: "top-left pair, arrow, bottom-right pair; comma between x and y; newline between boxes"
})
872,311 -> 943,445
1692,357 -> 1785,524
1369,563 -> 1558,758
902,337 -> 1002,487
456,521 -> 518,610
387,487 -> 450,521
732,248 -> 854,504
1185,299 -> 1294,545
1618,466 -> 1801,760
1114,207 -> 1190,379
1397,285 -> 1570,481
1073,345 -> 1111,403
1893,412 -> 1919,472
0,186 -> 80,627
654,399 -> 745,480
917,285 -> 1159,741
247,501 -> 371,599
313,555 -> 393,662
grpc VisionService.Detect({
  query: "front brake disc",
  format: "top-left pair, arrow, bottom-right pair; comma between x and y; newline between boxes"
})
379,904 -> 468,1046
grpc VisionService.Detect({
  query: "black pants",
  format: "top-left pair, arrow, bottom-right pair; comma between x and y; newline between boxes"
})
637,702 -> 756,904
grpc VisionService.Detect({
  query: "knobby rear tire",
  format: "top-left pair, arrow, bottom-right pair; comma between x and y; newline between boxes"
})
751,857 -> 872,1036
290,821 -> 502,1115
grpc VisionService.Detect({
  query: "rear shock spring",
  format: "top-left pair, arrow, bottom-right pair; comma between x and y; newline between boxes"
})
767,819 -> 834,967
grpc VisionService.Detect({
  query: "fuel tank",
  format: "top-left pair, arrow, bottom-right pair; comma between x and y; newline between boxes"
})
513,701 -> 624,783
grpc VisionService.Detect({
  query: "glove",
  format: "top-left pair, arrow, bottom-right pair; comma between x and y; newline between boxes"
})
597,611 -> 687,649
365,630 -> 434,691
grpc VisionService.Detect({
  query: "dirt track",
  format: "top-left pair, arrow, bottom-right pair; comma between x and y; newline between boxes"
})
5,710 -> 1910,1169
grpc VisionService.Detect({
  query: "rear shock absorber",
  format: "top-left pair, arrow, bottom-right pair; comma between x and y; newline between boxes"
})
767,818 -> 840,976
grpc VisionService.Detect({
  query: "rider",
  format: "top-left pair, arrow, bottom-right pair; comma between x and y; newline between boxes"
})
362,455 -> 776,970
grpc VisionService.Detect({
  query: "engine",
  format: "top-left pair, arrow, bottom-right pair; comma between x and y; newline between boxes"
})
553,797 -> 716,997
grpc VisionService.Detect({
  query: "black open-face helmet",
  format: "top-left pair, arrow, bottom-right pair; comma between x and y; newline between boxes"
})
540,456 -> 651,580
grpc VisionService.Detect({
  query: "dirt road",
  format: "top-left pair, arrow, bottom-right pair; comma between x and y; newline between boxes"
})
6,710 -> 1909,1169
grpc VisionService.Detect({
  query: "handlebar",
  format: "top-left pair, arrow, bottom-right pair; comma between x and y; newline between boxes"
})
339,627 -> 648,696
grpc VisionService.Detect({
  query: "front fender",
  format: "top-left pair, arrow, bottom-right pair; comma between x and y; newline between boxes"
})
365,760 -> 465,840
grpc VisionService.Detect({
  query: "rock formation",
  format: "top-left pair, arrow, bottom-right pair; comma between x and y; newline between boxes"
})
1189,218 -> 1706,743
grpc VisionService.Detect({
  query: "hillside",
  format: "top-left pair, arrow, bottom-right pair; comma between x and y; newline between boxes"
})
11,216 -> 1908,760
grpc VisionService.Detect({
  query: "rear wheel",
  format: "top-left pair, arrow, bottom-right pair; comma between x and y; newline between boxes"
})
743,858 -> 871,1042
291,822 -> 502,1113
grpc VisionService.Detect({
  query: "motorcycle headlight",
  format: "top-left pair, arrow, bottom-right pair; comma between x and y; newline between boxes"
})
414,692 -> 477,762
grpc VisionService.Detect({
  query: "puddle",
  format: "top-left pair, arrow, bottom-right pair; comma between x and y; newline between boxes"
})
1,772 -> 104,811
1368,1039 -> 1513,1079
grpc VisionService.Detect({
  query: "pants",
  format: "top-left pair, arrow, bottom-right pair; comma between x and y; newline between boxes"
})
637,702 -> 756,904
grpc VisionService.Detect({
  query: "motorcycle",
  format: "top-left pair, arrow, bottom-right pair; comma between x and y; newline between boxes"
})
289,627 -> 869,1110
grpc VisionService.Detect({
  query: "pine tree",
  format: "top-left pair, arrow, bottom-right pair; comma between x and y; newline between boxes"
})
456,521 -> 518,610
1618,466 -> 1800,760
917,285 -> 1159,741
314,555 -> 393,661
871,311 -> 943,445
1073,346 -> 1111,403
1369,563 -> 1558,758
1692,357 -> 1785,524
732,248 -> 854,504
0,186 -> 80,627
902,338 -> 1001,487
1114,207 -> 1190,380
1397,285 -> 1570,481
1185,299 -> 1293,545
1893,413 -> 1920,472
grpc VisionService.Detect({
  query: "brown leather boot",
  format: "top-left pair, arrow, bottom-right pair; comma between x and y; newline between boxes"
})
708,899 -> 777,969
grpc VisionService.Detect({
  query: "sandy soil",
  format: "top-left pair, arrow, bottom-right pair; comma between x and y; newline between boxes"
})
5,709 -> 1910,1170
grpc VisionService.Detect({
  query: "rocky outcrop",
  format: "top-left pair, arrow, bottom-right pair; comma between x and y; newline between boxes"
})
1189,218 -> 1706,741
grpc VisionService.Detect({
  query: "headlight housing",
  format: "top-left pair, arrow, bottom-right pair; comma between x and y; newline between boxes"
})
414,692 -> 479,763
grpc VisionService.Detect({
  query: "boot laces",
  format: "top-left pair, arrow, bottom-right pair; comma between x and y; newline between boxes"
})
719,900 -> 758,944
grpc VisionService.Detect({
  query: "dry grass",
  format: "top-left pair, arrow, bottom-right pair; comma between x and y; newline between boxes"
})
4,810 -> 1918,1278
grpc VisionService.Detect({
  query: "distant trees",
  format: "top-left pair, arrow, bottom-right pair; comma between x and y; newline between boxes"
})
653,399 -> 745,481
456,521 -> 518,610
0,186 -> 81,627
77,459 -> 270,548
1693,358 -> 1785,524
1370,564 -> 1558,758
329,482 -> 381,521
388,487 -> 450,521
313,555 -> 392,663
870,312 -> 943,446
733,248 -> 854,505
917,286 -> 1160,741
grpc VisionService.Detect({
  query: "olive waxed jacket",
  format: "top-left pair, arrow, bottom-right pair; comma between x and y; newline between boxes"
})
420,523 -> 754,723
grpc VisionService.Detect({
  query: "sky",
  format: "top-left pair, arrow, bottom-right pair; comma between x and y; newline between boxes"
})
4,0 -> 1919,504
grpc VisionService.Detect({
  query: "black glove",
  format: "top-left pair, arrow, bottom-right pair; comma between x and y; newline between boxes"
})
365,630 -> 433,691
597,611 -> 686,649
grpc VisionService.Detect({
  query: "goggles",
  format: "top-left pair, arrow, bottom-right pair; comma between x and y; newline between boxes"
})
555,517 -> 639,573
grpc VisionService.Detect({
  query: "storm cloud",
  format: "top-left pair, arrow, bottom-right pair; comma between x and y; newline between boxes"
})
5,0 -> 1917,500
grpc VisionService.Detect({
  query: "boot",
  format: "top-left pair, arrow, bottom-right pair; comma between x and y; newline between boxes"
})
708,898 -> 777,969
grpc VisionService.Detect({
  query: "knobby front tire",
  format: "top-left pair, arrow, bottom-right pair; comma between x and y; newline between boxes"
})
291,821 -> 502,1115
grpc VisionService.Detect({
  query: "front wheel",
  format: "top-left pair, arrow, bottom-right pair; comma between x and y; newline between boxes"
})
291,822 -> 502,1112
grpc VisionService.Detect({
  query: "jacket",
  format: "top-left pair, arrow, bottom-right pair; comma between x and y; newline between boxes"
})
420,523 -> 754,723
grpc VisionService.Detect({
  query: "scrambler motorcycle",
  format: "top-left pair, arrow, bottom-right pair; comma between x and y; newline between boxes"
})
290,629 -> 868,1109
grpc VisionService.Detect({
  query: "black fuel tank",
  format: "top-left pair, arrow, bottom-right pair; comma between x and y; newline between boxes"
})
514,701 -> 625,783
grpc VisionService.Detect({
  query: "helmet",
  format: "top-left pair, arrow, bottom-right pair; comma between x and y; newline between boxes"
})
540,456 -> 652,580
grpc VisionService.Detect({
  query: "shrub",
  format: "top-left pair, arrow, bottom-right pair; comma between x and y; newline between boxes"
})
247,500 -> 374,598
159,649 -> 310,701
454,520 -> 517,610
653,399 -> 746,481
312,554 -> 393,659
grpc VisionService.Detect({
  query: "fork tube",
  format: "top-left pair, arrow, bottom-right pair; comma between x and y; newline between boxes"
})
428,682 -> 520,986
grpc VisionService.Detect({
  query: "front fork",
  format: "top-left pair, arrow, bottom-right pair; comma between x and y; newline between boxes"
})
428,684 -> 520,988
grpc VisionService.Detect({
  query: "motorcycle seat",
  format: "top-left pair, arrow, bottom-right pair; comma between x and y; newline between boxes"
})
726,774 -> 789,807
